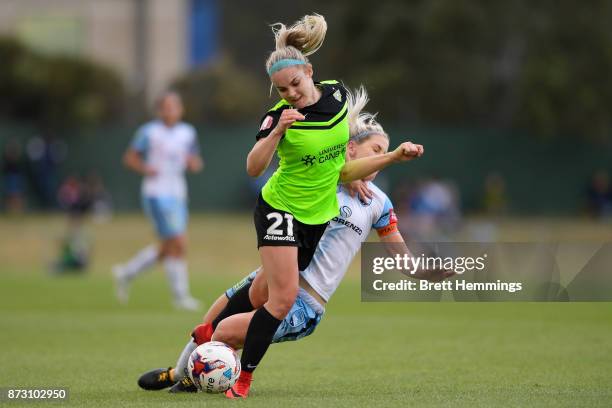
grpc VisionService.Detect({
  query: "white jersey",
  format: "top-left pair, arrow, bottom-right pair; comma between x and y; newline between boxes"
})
300,182 -> 398,302
130,120 -> 199,200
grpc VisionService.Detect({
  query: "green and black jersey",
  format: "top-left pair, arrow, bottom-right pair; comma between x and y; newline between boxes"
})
255,80 -> 349,225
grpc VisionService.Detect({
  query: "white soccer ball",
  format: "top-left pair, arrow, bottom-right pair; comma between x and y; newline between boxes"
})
187,341 -> 241,393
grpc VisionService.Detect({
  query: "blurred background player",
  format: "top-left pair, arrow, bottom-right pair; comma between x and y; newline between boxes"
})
586,170 -> 612,219
51,175 -> 93,274
1,138 -> 27,214
113,91 -> 203,310
51,173 -> 112,274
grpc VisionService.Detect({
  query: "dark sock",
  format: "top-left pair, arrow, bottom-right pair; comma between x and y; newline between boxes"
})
240,306 -> 282,373
211,283 -> 254,330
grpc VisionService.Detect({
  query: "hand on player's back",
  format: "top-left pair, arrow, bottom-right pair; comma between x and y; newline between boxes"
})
344,180 -> 373,204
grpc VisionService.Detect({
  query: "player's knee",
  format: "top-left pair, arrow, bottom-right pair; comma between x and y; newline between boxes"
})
172,237 -> 186,257
249,283 -> 268,309
158,242 -> 169,258
175,238 -> 186,255
212,321 -> 242,350
268,288 -> 298,318
162,237 -> 184,258
171,246 -> 184,258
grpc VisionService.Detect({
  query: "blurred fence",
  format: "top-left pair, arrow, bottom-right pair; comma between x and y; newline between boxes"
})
2,122 -> 611,214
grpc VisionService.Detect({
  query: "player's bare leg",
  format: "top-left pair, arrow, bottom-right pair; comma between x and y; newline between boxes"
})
212,310 -> 255,350
226,246 -> 298,399
112,243 -> 160,303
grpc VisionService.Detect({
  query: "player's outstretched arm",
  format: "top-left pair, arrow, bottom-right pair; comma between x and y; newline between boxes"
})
340,142 -> 423,183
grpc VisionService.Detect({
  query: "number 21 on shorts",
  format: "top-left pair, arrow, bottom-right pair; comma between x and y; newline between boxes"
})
266,212 -> 294,237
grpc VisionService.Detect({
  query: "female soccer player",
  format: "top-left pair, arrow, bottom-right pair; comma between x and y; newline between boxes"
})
137,87 -> 451,396
113,91 -> 203,310
209,14 -> 423,398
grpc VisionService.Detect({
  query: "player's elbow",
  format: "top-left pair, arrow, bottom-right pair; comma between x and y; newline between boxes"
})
189,158 -> 203,173
339,168 -> 352,183
339,161 -> 358,183
122,152 -> 133,169
246,160 -> 264,178
267,287 -> 298,318
246,166 -> 260,178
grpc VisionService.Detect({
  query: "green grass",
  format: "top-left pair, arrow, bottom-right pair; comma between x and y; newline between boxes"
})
1,215 -> 611,407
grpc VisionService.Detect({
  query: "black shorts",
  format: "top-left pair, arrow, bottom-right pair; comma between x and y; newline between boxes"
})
254,194 -> 328,271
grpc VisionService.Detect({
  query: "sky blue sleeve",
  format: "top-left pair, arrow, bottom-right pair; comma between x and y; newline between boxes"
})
189,126 -> 200,155
372,196 -> 397,229
131,124 -> 150,153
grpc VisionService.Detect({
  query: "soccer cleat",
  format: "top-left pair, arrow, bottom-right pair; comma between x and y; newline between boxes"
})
173,296 -> 202,311
112,265 -> 129,304
224,371 -> 253,399
137,367 -> 176,390
168,376 -> 198,393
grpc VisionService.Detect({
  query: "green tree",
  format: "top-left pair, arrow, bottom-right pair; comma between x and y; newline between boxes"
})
0,37 -> 125,130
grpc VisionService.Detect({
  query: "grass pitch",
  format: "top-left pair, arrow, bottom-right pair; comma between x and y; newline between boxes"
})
0,214 -> 611,407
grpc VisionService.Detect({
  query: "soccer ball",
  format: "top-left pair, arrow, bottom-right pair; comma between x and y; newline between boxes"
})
187,341 -> 241,393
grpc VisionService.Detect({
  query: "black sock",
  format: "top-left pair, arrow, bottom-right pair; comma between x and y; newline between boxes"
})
240,306 -> 282,373
212,283 -> 254,330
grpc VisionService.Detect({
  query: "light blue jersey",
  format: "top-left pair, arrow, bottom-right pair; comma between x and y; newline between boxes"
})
131,120 -> 199,200
301,182 -> 396,302
131,120 -> 199,238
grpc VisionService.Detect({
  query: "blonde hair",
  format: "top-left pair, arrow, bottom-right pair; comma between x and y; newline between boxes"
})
265,14 -> 327,74
346,86 -> 388,142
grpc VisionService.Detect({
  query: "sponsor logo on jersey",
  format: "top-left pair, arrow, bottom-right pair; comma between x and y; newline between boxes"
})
301,154 -> 316,166
260,115 -> 274,130
263,234 -> 296,242
332,216 -> 363,235
333,89 -> 342,102
340,206 -> 352,218
301,144 -> 346,167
